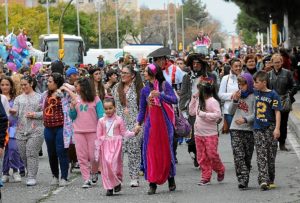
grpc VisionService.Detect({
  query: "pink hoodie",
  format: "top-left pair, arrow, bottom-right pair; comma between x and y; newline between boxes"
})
189,96 -> 221,136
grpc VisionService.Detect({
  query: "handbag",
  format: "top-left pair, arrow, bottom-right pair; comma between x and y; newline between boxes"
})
221,118 -> 229,134
175,110 -> 192,138
280,94 -> 292,112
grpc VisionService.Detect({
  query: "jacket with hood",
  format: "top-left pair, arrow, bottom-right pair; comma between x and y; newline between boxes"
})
228,73 -> 255,131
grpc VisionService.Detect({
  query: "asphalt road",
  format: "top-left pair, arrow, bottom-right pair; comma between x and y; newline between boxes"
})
2,129 -> 300,203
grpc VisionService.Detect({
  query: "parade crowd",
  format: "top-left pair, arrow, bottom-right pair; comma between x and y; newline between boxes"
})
0,45 -> 298,197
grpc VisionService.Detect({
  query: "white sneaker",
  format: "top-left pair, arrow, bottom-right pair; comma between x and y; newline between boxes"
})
12,172 -> 22,182
130,179 -> 139,187
26,178 -> 36,186
59,179 -> 69,187
50,177 -> 59,186
2,175 -> 9,183
91,173 -> 98,184
82,180 -> 92,188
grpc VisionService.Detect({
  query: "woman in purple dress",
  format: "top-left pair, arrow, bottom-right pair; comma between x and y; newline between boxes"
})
0,77 -> 25,183
135,64 -> 177,195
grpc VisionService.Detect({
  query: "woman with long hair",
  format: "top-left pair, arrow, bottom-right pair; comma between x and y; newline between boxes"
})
135,64 -> 177,195
10,76 -> 44,186
112,65 -> 144,187
89,68 -> 105,101
42,73 -> 69,187
0,77 -> 25,183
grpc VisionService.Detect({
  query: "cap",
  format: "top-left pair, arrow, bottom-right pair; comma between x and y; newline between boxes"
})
66,67 -> 79,77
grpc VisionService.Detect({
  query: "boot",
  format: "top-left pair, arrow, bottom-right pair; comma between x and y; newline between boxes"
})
106,189 -> 113,196
168,177 -> 176,191
147,183 -> 157,195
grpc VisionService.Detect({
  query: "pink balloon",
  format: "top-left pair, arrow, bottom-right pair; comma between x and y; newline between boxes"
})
31,62 -> 43,75
7,62 -> 18,72
17,33 -> 27,49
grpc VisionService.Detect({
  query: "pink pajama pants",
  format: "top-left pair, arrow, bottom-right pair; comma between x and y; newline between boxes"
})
74,132 -> 99,181
195,135 -> 225,181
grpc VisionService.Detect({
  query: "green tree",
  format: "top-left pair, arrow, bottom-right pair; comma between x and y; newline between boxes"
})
236,10 -> 265,45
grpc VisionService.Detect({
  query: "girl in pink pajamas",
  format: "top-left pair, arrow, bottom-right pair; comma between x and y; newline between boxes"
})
62,78 -> 104,189
95,97 -> 137,196
189,76 -> 225,186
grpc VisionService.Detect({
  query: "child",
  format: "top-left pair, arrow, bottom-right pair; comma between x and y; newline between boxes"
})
228,73 -> 255,190
189,76 -> 225,185
253,71 -> 281,191
62,78 -> 104,189
95,97 -> 137,196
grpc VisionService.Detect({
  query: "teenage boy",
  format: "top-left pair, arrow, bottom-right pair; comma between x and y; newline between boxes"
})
253,71 -> 281,191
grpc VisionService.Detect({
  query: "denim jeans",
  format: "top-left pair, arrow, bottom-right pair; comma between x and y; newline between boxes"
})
224,114 -> 234,129
44,127 -> 69,180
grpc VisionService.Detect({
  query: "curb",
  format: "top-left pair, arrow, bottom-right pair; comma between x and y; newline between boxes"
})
288,103 -> 300,141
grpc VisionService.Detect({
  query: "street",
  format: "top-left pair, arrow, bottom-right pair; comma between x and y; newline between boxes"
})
2,129 -> 300,203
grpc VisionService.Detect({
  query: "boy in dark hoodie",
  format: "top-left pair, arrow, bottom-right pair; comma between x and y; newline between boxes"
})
228,73 -> 255,190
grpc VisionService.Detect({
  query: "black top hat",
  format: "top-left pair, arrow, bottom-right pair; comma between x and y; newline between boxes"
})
148,47 -> 171,58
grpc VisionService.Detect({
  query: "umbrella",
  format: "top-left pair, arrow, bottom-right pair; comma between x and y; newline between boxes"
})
148,47 -> 171,58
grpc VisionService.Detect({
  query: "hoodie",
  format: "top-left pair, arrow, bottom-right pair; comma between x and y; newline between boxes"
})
228,73 -> 255,131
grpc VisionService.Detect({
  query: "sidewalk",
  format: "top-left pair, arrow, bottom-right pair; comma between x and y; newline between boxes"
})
289,91 -> 300,142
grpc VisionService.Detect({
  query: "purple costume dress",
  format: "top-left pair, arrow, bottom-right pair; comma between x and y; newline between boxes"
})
2,100 -> 25,175
137,81 -> 177,184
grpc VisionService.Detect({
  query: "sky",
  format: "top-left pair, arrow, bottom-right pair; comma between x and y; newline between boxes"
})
139,0 -> 240,33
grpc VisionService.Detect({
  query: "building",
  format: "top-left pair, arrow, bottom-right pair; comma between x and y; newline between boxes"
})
0,0 -> 38,7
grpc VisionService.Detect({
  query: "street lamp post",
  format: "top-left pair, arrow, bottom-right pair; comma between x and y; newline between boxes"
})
115,0 -> 120,49
185,17 -> 200,30
58,0 -> 74,60
98,0 -> 102,49
5,0 -> 8,35
46,0 -> 50,34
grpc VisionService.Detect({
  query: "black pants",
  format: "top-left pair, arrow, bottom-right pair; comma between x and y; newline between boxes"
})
278,111 -> 289,145
188,116 -> 197,157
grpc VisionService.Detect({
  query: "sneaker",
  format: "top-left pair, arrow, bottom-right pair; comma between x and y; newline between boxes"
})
50,177 -> 59,186
138,171 -> 144,176
130,179 -> 139,187
59,179 -> 69,187
26,178 -> 36,186
82,180 -> 92,188
91,173 -> 98,184
19,171 -> 26,177
74,162 -> 80,169
260,182 -> 269,191
268,183 -> 277,189
12,172 -> 21,182
2,175 -> 9,183
198,179 -> 210,186
238,182 -> 248,190
217,173 -> 225,182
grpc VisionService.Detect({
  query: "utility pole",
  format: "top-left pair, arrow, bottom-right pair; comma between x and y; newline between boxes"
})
167,0 -> 172,49
115,0 -> 120,48
98,0 -> 102,49
76,0 -> 80,36
181,4 -> 185,51
46,0 -> 50,34
174,0 -> 178,51
5,0 -> 8,35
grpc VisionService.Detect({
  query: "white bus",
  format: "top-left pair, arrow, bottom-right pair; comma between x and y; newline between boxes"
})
39,34 -> 85,66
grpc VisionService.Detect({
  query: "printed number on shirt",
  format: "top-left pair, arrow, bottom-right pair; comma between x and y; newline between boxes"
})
256,101 -> 267,119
